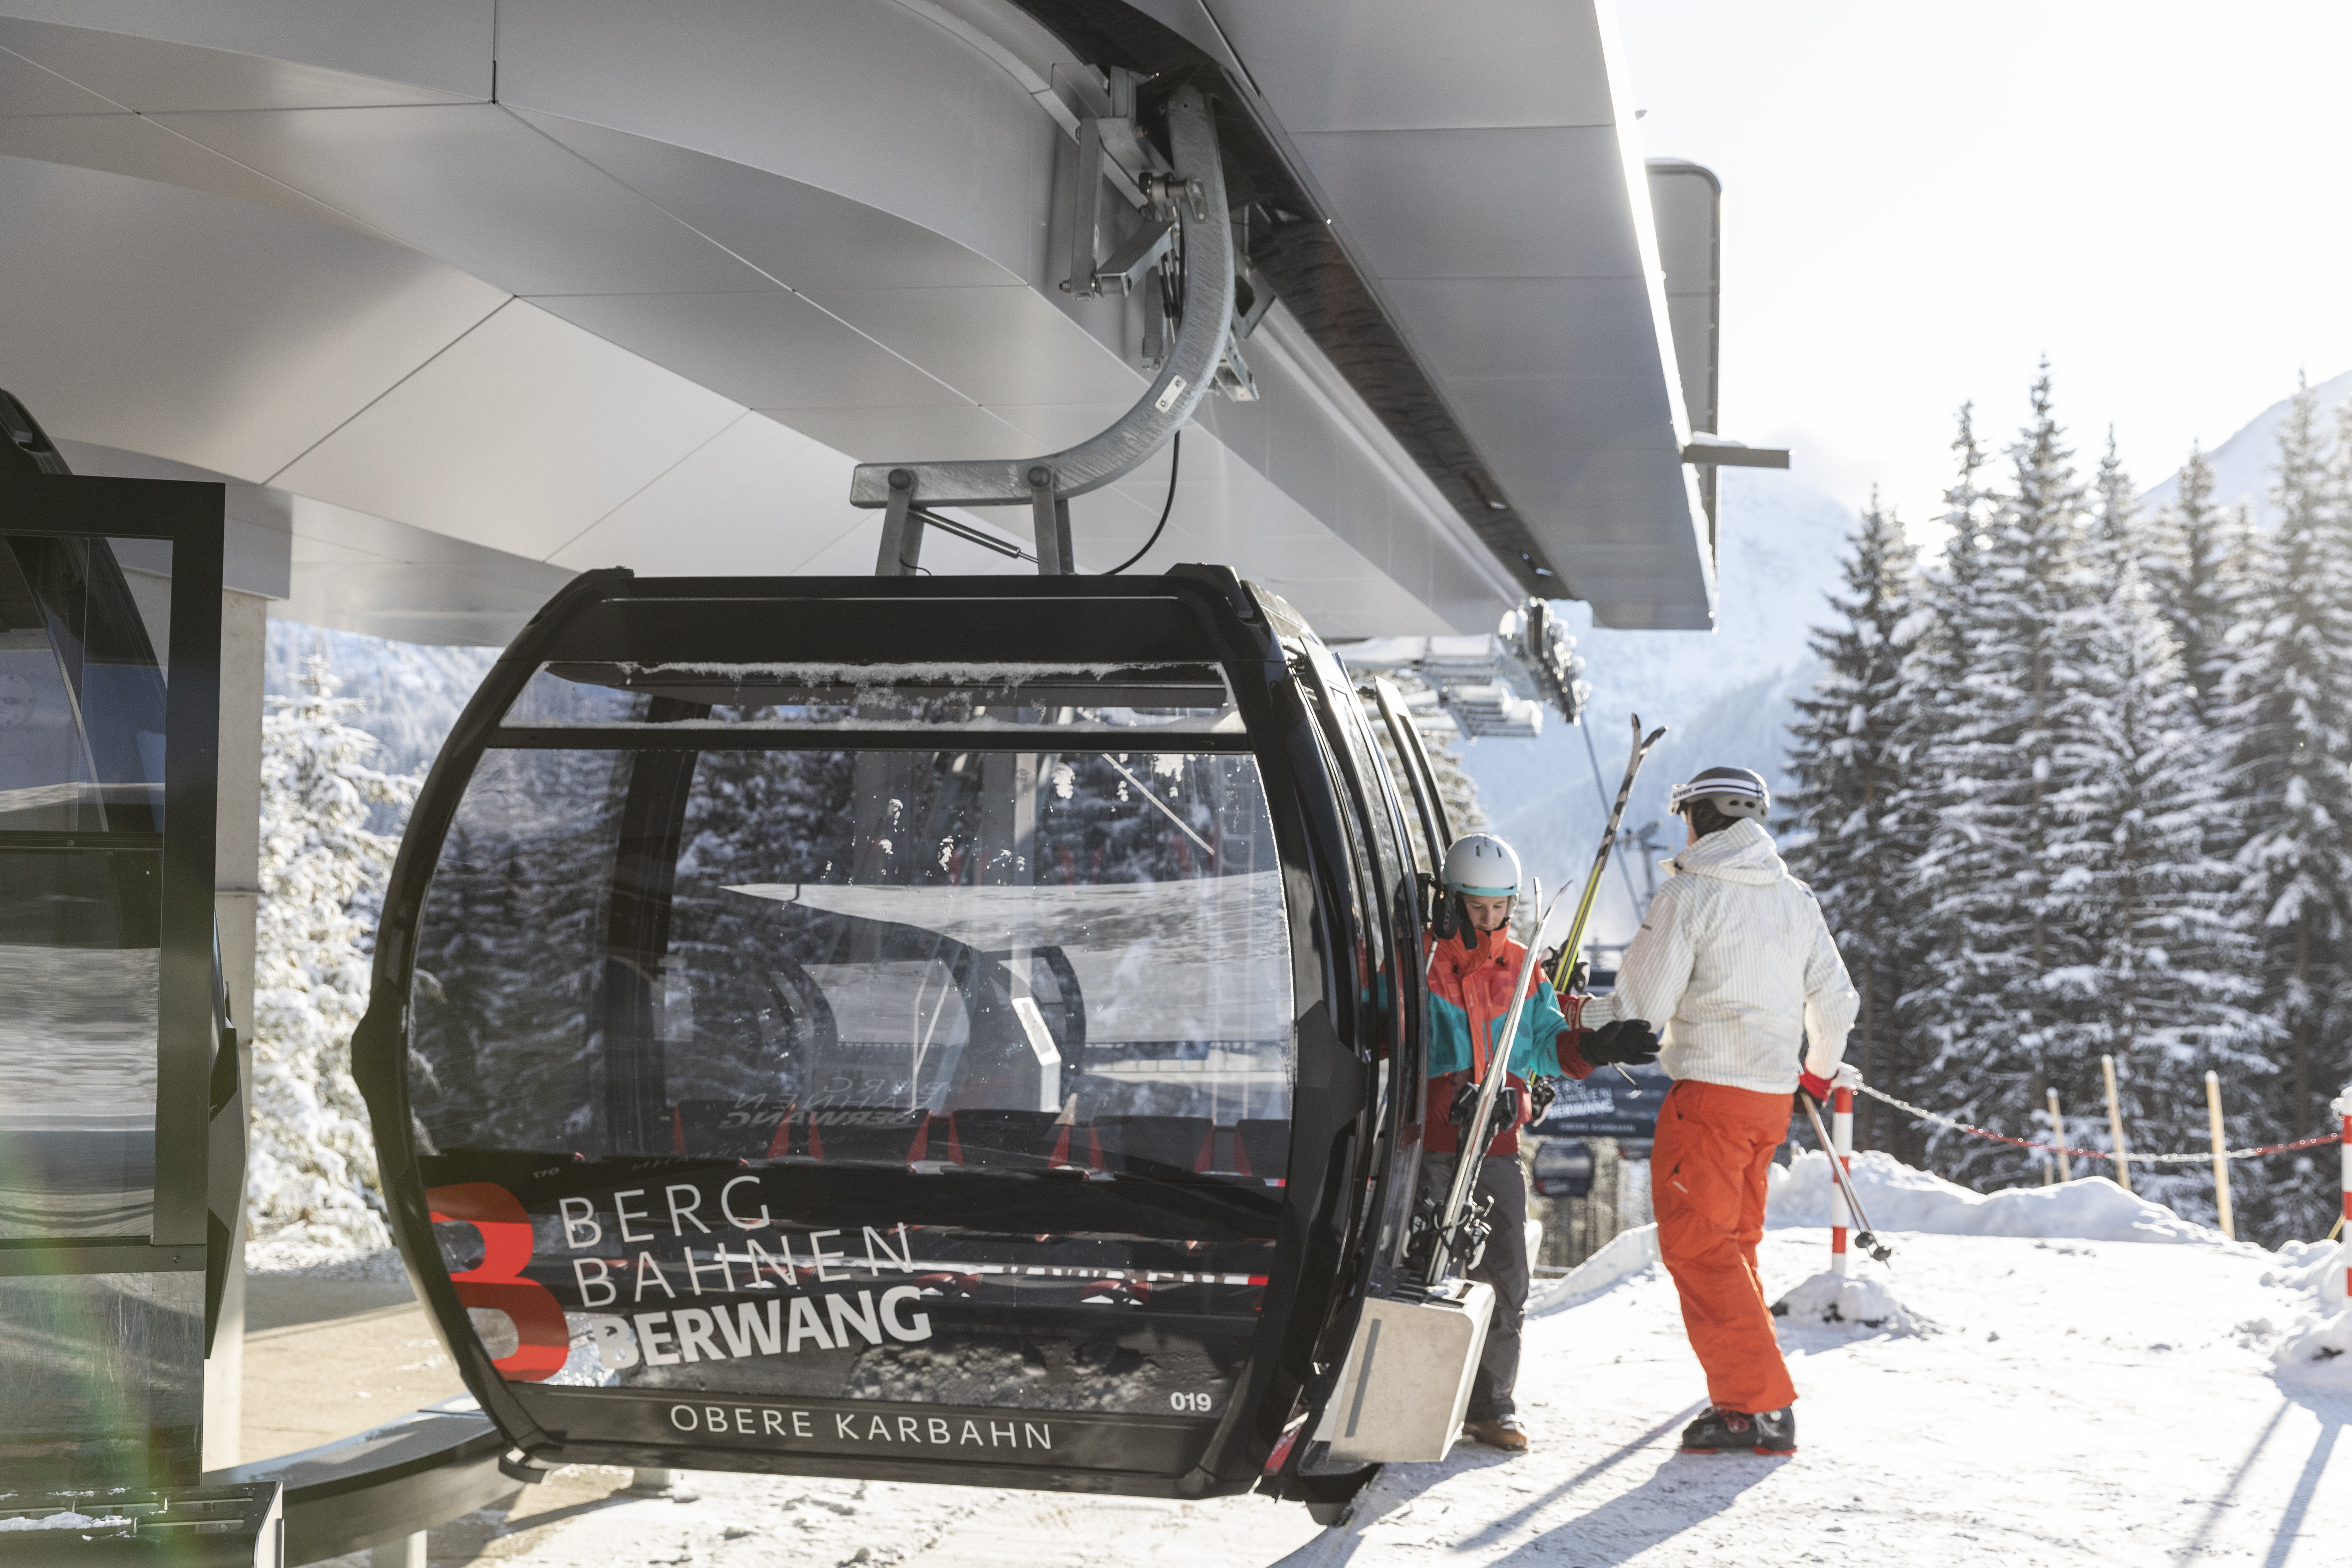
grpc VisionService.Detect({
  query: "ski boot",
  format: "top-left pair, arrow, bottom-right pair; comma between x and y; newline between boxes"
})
1680,1405 -> 1796,1455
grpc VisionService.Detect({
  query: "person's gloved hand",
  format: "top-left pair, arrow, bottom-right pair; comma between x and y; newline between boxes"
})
1798,1068 -> 1833,1103
1580,1017 -> 1659,1067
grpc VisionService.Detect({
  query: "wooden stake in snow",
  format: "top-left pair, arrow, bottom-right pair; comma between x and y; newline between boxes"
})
2046,1086 -> 2069,1183
2204,1071 -> 2234,1241
2102,1055 -> 2132,1195
1829,1084 -> 1854,1275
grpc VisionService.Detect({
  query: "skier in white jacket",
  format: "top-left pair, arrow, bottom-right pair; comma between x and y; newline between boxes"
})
1585,765 -> 1858,1456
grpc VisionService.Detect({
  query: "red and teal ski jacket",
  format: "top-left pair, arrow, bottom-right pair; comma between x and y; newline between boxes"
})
1423,925 -> 1594,1157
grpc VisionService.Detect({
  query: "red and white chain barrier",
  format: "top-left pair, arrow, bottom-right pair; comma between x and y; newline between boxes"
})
1809,1078 -> 2352,1268
1849,1080 -> 2341,1166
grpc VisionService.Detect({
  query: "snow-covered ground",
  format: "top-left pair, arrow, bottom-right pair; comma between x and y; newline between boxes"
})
337,1158 -> 2351,1568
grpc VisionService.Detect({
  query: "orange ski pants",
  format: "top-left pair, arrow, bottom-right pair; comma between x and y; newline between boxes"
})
1651,1078 -> 1798,1414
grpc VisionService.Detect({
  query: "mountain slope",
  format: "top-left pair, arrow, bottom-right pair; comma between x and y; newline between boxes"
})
2139,365 -> 2352,526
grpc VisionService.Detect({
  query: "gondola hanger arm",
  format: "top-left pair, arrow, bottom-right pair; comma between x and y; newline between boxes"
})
853,83 -> 1235,575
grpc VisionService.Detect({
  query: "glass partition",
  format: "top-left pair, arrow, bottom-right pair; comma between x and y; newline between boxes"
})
407,663 -> 1296,1425
0,534 -> 168,1242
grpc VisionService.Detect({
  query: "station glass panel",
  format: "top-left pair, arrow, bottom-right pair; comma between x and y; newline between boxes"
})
0,534 -> 168,1242
409,662 -> 1294,1424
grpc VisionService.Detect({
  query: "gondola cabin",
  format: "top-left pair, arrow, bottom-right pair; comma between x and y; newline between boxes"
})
352,567 -> 1471,1507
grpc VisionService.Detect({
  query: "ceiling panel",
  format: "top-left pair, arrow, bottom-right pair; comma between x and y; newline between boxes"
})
0,151 -> 506,480
0,41 -> 118,110
1374,275 -> 1661,381
1201,0 -> 1614,133
1293,125 -> 1640,280
512,108 -> 1021,292
799,284 -> 1144,408
758,403 -> 1034,466
986,401 -> 1149,454
0,13 -> 475,109
1442,375 -> 1683,464
531,290 -> 966,412
549,411 -> 867,577
273,299 -> 743,562
495,0 -> 1059,287
0,108 -> 383,237
0,0 -> 494,100
153,103 -> 775,294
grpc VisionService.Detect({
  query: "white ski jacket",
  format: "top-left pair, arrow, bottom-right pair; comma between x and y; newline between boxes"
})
1585,818 -> 1858,1094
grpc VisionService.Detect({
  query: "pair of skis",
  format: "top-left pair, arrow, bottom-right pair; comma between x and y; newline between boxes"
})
1427,714 -> 1667,1283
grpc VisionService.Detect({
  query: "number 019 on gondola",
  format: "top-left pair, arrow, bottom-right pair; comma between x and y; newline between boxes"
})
352,566 -> 1488,1508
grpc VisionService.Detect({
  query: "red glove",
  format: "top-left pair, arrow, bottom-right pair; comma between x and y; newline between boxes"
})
1798,1069 -> 1833,1103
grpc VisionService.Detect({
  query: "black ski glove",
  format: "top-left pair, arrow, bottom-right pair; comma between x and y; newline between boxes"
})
1449,1078 -> 1521,1133
1526,1075 -> 1557,1121
1579,1017 -> 1660,1068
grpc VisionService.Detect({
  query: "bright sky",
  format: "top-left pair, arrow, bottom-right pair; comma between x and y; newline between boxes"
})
1617,0 -> 2352,527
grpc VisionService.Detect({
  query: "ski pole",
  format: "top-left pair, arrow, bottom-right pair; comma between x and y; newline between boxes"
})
1545,713 -> 1669,1089
1429,878 -> 1566,1283
1550,713 -> 1669,995
1801,1091 -> 1892,1265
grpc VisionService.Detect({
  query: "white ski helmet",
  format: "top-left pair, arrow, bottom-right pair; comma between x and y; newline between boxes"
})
1442,833 -> 1523,898
1669,765 -> 1771,822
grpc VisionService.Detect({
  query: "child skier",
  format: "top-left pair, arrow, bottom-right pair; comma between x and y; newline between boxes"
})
1583,767 -> 1859,1456
1424,832 -> 1660,1453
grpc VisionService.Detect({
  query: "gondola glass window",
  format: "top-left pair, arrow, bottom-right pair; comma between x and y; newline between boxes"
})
409,660 -> 1292,1426
0,534 -> 170,1243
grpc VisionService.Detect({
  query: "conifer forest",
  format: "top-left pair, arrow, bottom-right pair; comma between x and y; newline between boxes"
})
1785,369 -> 2352,1244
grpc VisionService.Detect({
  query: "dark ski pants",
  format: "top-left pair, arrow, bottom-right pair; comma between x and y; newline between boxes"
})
1420,1151 -> 1529,1420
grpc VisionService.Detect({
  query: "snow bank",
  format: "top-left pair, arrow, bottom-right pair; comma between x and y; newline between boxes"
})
1770,1270 -> 1929,1336
1531,1223 -> 1660,1315
0,1514 -> 131,1532
1767,1149 -> 2230,1246
2262,1237 -> 2349,1310
2263,1238 -> 2352,1387
2271,1310 -> 2352,1385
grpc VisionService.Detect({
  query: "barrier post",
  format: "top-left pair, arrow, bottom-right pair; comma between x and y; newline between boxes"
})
2336,1086 -> 2350,1303
2046,1086 -> 2069,1183
1829,1085 -> 1854,1275
2204,1071 -> 2234,1241
2102,1054 -> 2133,1194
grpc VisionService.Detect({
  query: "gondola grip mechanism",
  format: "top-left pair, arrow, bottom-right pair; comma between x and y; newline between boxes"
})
850,84 -> 1236,574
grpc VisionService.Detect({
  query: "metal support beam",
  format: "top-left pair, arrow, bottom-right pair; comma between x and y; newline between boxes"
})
872,468 -> 923,575
853,85 -> 1234,573
1682,440 -> 1789,469
1065,118 -> 1104,299
1028,466 -> 1065,574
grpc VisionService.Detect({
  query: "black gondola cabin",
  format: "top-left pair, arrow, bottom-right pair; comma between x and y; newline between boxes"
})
353,567 -> 1461,1505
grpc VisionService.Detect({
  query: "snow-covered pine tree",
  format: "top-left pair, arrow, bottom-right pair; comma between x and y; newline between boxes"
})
2217,378 -> 2352,1238
1785,493 -> 1922,1153
248,653 -> 415,1249
2091,428 -> 2142,570
2046,557 -> 2269,1225
1908,370 -> 2107,1187
2146,444 -> 2240,720
1890,406 -> 2001,1167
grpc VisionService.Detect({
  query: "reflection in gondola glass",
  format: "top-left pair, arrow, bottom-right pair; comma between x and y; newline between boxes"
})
406,662 -> 1296,1425
0,534 -> 168,1241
